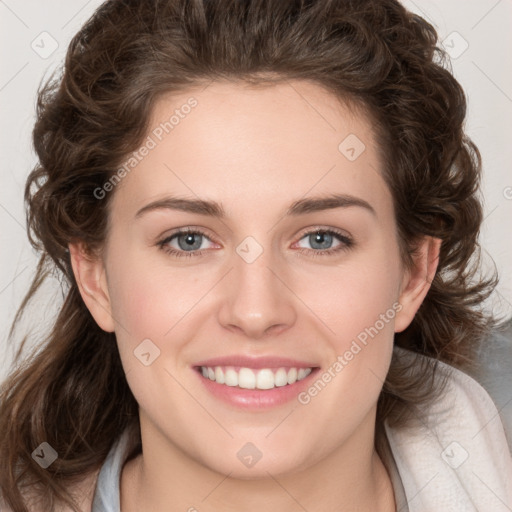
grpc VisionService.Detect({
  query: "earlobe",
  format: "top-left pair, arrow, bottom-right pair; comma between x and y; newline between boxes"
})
68,242 -> 115,333
394,236 -> 442,333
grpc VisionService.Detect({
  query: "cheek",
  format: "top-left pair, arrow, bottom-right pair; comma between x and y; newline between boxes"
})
107,253 -> 203,340
109,274 -> 168,340
334,268 -> 399,343
105,262 -> 200,411
298,254 -> 401,345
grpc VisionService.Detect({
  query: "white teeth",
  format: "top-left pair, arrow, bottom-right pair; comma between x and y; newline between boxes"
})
274,368 -> 288,387
297,368 -> 309,380
238,368 -> 256,389
200,366 -> 313,389
225,368 -> 238,387
256,369 -> 275,389
287,367 -> 297,384
214,366 -> 225,384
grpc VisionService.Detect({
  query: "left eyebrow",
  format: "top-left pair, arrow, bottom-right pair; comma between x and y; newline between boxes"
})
286,193 -> 376,217
134,193 -> 376,219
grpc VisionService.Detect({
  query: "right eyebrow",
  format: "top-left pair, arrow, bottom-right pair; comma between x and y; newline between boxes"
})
135,196 -> 226,219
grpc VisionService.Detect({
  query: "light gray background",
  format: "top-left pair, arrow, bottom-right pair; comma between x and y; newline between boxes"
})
1,0 -> 511,382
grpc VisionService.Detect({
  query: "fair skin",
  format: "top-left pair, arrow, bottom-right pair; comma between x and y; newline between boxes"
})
70,80 -> 440,512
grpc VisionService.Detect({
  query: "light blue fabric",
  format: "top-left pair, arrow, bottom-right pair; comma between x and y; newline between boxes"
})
91,430 -> 131,512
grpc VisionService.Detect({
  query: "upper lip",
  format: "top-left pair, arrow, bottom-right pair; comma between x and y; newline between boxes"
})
194,355 -> 319,369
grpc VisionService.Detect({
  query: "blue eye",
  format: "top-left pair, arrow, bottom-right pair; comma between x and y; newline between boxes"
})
157,227 -> 353,258
299,231 -> 338,250
157,229 -> 214,258
294,229 -> 353,257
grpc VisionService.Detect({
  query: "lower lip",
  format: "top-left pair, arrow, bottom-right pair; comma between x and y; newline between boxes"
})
194,367 -> 320,409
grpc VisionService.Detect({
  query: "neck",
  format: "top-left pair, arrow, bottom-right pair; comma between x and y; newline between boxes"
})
121,410 -> 395,512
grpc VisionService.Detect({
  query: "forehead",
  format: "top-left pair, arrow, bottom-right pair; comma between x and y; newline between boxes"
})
110,80 -> 392,221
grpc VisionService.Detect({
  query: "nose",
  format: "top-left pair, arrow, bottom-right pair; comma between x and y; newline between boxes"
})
217,246 -> 297,340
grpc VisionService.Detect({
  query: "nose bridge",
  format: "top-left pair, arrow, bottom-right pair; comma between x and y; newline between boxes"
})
217,237 -> 297,338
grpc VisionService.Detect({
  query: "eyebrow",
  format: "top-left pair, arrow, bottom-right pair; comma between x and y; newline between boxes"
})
134,193 -> 376,219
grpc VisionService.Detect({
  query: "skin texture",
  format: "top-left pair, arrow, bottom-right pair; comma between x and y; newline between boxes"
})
69,80 -> 440,511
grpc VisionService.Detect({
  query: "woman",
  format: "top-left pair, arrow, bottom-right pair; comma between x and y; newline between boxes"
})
1,0 -> 511,510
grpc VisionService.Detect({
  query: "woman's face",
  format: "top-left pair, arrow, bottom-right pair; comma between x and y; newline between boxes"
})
76,80 -> 427,477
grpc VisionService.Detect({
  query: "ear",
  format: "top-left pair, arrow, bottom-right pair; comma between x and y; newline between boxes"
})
394,236 -> 442,333
68,242 -> 115,332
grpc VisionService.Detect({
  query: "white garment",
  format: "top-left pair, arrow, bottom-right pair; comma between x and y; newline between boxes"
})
384,347 -> 512,511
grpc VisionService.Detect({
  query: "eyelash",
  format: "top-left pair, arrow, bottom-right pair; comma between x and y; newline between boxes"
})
156,227 -> 354,259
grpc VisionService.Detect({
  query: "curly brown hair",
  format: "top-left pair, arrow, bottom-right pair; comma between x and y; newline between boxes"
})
0,0 -> 499,510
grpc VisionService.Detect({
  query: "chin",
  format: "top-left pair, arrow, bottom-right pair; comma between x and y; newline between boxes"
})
194,440 -> 316,480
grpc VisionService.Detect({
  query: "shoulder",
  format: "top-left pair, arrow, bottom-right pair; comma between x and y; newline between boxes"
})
434,356 -> 511,451
390,340 -> 512,449
392,345 -> 511,455
465,323 -> 512,446
385,346 -> 512,510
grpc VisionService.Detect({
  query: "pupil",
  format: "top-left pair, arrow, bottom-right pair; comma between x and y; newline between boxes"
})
312,231 -> 331,249
178,233 -> 201,250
